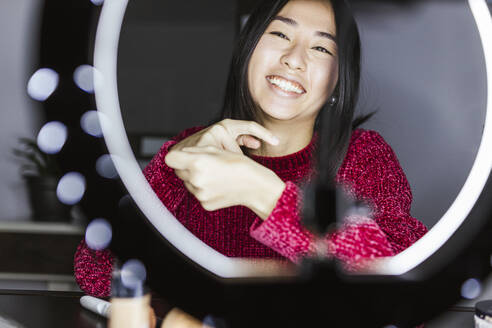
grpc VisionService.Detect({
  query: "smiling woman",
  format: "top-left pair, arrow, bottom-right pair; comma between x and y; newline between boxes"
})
248,2 -> 339,130
74,0 -> 428,297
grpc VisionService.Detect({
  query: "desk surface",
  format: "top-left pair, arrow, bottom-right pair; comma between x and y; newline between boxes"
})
0,290 -> 477,328
0,290 -> 170,328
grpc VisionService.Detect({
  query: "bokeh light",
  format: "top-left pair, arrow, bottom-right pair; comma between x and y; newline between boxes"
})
56,172 -> 86,205
203,315 -> 215,328
73,64 -> 98,93
36,121 -> 68,154
80,110 -> 103,137
85,218 -> 112,251
203,315 -> 229,328
346,203 -> 372,218
121,259 -> 147,290
118,194 -> 131,207
96,154 -> 118,179
461,278 -> 482,299
27,68 -> 59,101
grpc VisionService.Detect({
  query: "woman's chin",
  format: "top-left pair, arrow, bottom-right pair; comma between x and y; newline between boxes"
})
264,112 -> 298,122
261,107 -> 300,122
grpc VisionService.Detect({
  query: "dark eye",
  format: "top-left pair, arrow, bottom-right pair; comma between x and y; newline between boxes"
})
313,46 -> 332,55
270,31 -> 290,40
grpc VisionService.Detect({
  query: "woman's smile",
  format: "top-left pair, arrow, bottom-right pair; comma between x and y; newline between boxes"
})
266,75 -> 306,98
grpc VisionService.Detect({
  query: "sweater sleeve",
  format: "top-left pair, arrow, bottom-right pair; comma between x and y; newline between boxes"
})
340,130 -> 428,254
249,182 -> 395,264
73,126 -> 205,296
73,239 -> 113,297
250,129 -> 427,264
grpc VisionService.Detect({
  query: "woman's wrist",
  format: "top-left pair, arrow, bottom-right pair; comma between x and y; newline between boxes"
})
247,169 -> 286,220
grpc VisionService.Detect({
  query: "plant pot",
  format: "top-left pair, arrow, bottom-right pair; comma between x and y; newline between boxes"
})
24,175 -> 71,222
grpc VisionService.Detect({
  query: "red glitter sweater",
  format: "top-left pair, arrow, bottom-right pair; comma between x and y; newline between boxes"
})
74,127 -> 428,297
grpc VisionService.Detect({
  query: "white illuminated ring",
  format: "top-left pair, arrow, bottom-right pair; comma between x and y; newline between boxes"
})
93,0 -> 491,277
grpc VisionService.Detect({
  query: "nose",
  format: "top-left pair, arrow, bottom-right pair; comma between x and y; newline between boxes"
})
281,44 -> 306,72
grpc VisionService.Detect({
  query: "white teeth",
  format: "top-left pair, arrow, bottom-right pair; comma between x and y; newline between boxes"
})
267,77 -> 304,94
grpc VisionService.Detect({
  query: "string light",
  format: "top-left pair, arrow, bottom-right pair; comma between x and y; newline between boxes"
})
85,218 -> 112,250
37,121 -> 68,154
56,172 -> 86,205
80,110 -> 104,137
96,154 -> 118,179
121,259 -> 147,289
461,278 -> 482,299
73,64 -> 100,93
27,68 -> 59,101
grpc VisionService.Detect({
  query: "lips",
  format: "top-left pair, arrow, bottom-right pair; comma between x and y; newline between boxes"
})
266,75 -> 306,95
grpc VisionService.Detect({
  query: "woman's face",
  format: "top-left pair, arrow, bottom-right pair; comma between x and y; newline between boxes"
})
248,0 -> 339,124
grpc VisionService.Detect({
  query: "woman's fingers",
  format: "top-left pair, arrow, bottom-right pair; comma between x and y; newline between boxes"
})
165,146 -> 219,170
174,168 -> 190,181
180,146 -> 219,153
164,150 -> 197,170
190,120 -> 277,152
183,181 -> 199,195
209,125 -> 242,153
237,135 -> 261,149
222,119 -> 279,146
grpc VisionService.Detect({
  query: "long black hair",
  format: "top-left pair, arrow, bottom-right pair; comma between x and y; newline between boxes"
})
218,0 -> 366,185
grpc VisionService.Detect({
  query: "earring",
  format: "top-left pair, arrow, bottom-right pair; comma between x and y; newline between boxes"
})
329,95 -> 338,106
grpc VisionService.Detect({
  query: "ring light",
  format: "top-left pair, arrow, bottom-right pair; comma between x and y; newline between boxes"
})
93,0 -> 492,278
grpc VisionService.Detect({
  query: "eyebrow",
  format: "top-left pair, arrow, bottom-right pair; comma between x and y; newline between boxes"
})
272,15 -> 337,43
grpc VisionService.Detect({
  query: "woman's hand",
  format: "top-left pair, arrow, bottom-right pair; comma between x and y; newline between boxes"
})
170,119 -> 279,154
165,146 -> 285,219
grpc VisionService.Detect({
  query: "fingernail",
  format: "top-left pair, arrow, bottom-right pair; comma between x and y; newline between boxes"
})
271,137 -> 280,145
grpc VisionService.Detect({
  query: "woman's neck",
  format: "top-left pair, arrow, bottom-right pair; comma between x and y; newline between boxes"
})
246,120 -> 315,157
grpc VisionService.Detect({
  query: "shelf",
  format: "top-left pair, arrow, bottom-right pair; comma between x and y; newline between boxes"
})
0,221 -> 84,235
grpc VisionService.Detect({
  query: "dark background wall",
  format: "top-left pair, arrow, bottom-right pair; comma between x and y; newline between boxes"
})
351,1 -> 486,227
118,0 -> 237,136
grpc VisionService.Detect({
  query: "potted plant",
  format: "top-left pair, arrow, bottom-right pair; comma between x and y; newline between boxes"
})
13,138 -> 70,222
